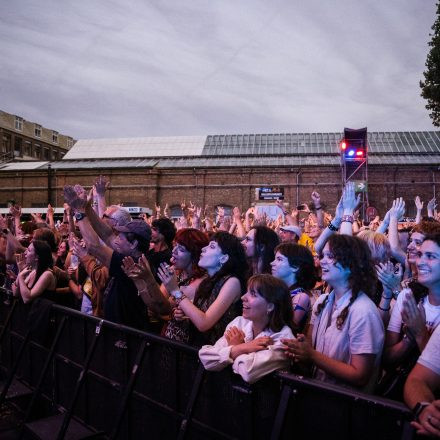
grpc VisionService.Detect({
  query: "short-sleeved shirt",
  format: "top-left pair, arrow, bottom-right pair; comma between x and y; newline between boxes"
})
310,290 -> 384,392
104,252 -> 150,331
417,324 -> 440,375
387,292 -> 440,335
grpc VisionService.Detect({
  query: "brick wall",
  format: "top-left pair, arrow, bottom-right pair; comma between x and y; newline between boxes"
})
0,164 -> 438,216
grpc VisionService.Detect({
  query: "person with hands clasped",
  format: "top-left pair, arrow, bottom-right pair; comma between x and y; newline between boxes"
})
404,324 -> 440,438
385,233 -> 440,366
12,240 -> 56,304
199,274 -> 294,384
282,234 -> 384,392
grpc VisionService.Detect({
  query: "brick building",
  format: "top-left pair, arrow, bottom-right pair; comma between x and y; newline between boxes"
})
0,110 -> 74,162
0,131 -> 439,216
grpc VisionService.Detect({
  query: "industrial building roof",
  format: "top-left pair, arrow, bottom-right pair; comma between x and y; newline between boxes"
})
1,131 -> 439,171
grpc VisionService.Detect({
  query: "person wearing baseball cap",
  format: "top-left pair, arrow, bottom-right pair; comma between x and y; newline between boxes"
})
64,184 -> 153,331
279,225 -> 302,243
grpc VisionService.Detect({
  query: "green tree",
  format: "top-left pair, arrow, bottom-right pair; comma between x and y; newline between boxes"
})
421,2 -> 440,126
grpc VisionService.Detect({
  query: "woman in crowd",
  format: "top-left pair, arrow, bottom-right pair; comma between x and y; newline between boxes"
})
282,234 -> 384,392
199,273 -> 294,384
159,228 -> 209,342
12,240 -> 56,304
54,239 -> 70,270
169,231 -> 248,347
270,243 -> 316,333
383,233 -> 440,376
241,226 -> 279,276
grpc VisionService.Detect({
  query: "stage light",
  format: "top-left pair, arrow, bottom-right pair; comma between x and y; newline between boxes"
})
356,150 -> 363,157
340,141 -> 347,150
348,150 -> 355,157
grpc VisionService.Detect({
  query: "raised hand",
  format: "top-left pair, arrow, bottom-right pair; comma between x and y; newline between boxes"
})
401,290 -> 427,344
375,261 -> 402,292
31,212 -> 43,223
157,262 -> 178,292
232,207 -> 241,221
9,204 -> 21,218
389,197 -> 405,221
47,204 -> 54,217
427,197 -> 437,216
275,199 -> 285,212
414,196 -> 424,211
342,182 -> 360,214
311,191 -> 321,207
94,175 -> 109,197
121,256 -> 141,279
64,185 -> 87,213
15,252 -> 27,272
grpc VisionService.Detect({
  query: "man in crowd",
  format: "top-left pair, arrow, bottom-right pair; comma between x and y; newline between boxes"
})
64,185 -> 152,331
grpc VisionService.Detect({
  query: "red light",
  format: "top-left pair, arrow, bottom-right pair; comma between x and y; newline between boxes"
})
356,150 -> 363,156
340,141 -> 347,150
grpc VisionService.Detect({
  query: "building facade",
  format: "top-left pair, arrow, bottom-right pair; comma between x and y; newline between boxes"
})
0,110 -> 74,162
0,131 -> 438,216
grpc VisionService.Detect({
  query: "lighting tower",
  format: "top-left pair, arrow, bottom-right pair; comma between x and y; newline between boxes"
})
339,127 -> 369,219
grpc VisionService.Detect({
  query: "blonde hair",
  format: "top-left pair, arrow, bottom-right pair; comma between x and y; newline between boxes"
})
357,230 -> 390,264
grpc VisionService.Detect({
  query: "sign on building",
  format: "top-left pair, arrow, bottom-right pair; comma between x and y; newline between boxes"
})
255,187 -> 284,201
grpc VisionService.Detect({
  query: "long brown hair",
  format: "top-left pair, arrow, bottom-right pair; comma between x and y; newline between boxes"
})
316,235 -> 376,329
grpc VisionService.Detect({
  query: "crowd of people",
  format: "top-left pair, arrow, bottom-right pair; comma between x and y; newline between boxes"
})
1,176 -> 440,437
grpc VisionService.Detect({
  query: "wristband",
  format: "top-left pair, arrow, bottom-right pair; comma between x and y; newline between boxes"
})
327,222 -> 338,231
381,294 -> 393,301
283,211 -> 289,216
315,206 -> 322,210
378,305 -> 390,312
341,215 -> 354,223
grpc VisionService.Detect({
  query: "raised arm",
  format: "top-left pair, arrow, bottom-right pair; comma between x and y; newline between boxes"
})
311,191 -> 324,229
63,185 -> 113,268
414,196 -> 423,224
340,182 -> 359,236
93,175 -> 109,219
232,207 -> 246,238
388,198 -> 406,265
427,197 -> 437,219
314,195 -> 343,255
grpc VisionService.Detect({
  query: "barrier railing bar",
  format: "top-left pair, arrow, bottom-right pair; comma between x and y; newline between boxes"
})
0,299 -> 17,346
130,389 -> 238,440
270,384 -> 292,440
0,327 -> 31,407
49,304 -> 198,355
21,315 -> 68,430
177,363 -> 205,440
276,372 -> 411,414
56,319 -> 104,440
109,338 -> 148,440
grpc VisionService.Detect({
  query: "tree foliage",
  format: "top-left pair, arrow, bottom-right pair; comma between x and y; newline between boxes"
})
421,2 -> 440,126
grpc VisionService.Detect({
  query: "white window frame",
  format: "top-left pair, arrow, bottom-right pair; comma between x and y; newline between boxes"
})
15,116 -> 23,131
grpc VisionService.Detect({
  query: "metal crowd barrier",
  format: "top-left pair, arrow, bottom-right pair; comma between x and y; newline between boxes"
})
0,289 -> 413,440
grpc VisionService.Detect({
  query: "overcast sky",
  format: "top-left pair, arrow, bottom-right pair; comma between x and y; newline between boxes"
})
0,0 -> 437,139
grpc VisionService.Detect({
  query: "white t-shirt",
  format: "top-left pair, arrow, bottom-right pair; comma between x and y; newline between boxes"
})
387,292 -> 440,334
417,324 -> 440,375
198,316 -> 294,384
310,290 -> 384,392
